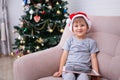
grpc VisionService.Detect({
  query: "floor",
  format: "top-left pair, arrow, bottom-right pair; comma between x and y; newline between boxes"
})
0,55 -> 16,80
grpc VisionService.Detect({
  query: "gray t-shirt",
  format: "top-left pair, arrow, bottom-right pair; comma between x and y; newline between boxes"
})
62,36 -> 99,73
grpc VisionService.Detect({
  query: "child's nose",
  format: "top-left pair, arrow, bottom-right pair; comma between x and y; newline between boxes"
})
78,26 -> 82,29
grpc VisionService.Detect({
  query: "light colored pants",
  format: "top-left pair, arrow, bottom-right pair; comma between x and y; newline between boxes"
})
62,72 -> 89,80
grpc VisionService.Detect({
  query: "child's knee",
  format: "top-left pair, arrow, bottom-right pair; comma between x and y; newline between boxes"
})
77,73 -> 89,80
62,73 -> 75,80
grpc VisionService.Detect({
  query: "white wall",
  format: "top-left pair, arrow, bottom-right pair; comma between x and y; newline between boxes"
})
8,0 -> 120,49
7,0 -> 23,44
67,0 -> 120,16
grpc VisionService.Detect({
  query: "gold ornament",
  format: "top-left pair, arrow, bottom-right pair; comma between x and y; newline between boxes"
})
60,28 -> 64,33
17,55 -> 20,58
57,10 -> 61,14
36,38 -> 44,43
36,46 -> 40,49
20,45 -> 25,50
20,40 -> 23,44
10,52 -> 14,56
27,50 -> 30,53
56,2 -> 59,5
48,28 -> 53,33
46,0 -> 49,2
17,52 -> 24,58
20,40 -> 25,44
22,41 -> 25,44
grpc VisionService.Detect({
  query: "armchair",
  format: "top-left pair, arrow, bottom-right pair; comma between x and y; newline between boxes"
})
13,16 -> 120,80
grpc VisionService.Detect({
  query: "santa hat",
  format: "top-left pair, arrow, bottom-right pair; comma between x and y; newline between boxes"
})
66,12 -> 92,32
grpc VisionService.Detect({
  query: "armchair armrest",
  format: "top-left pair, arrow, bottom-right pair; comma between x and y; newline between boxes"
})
13,45 -> 63,80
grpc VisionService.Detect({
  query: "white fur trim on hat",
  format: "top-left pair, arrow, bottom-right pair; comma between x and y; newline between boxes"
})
66,12 -> 92,32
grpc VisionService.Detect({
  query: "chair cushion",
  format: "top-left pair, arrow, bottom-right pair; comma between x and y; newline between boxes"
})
38,76 -> 62,80
88,32 -> 120,80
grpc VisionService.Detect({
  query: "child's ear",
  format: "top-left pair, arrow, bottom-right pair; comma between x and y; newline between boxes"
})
87,25 -> 89,31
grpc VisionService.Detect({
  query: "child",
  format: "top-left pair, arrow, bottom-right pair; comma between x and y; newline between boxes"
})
53,12 -> 100,80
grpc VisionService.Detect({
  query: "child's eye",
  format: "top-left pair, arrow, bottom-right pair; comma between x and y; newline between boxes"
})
81,24 -> 84,27
74,25 -> 78,27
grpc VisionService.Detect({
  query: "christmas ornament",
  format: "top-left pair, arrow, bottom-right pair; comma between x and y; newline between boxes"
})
18,35 -> 22,40
59,6 -> 62,8
42,4 -> 45,6
64,14 -> 68,17
34,3 -> 41,9
60,28 -> 64,33
29,9 -> 34,20
22,46 -> 25,50
45,0 -> 49,2
20,45 -> 23,49
32,36 -> 35,39
27,0 -> 30,4
23,0 -> 28,5
48,28 -> 53,33
15,50 -> 19,54
36,46 -> 40,49
23,5 -> 29,12
27,50 -> 30,53
17,52 -> 24,58
57,10 -> 61,14
48,5 -> 52,9
23,28 -> 28,32
41,43 -> 44,46
22,40 -> 25,44
20,40 -> 25,44
29,9 -> 34,14
36,38 -> 43,43
56,2 -> 59,5
17,55 -> 20,58
20,40 -> 23,44
10,52 -> 14,56
41,11 -> 45,14
34,15 -> 41,22
63,9 -> 67,13
20,45 -> 25,50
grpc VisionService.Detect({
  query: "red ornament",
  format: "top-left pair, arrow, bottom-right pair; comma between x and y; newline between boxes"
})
34,15 -> 41,22
41,11 -> 45,14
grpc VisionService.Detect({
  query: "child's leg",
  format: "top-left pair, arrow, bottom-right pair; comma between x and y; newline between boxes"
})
77,73 -> 90,80
62,72 -> 75,80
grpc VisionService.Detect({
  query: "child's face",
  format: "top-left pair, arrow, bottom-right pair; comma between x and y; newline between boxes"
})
72,17 -> 88,39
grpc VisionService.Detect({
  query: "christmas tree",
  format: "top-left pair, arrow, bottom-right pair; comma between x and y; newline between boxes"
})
12,0 -> 69,55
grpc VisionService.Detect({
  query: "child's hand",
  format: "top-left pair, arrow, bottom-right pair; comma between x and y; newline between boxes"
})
53,71 -> 62,77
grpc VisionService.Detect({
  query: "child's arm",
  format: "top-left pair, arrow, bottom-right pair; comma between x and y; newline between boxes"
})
91,53 -> 99,74
53,50 -> 68,77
